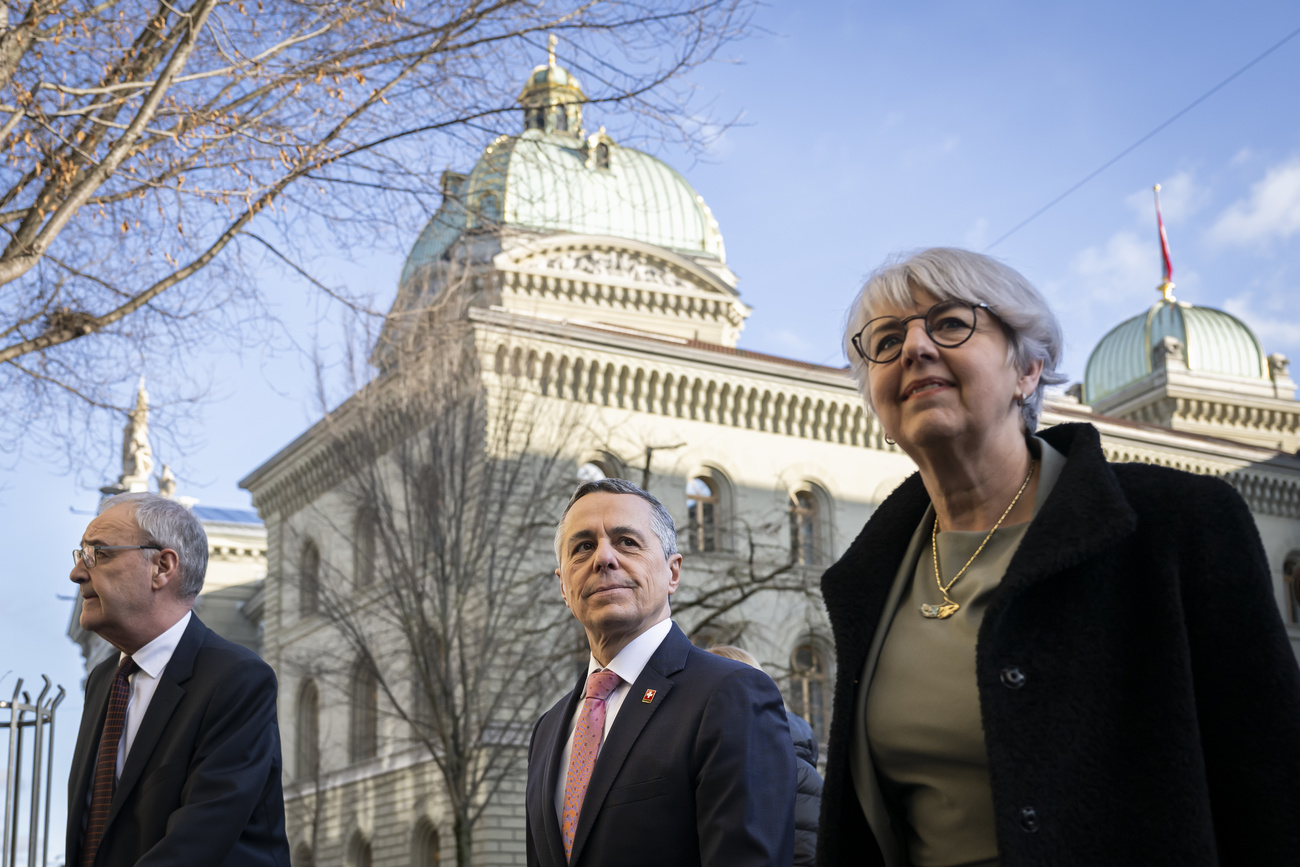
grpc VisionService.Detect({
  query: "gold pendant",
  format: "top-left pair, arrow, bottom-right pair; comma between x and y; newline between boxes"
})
920,602 -> 960,619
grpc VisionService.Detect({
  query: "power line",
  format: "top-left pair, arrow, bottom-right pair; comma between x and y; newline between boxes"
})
986,22 -> 1300,251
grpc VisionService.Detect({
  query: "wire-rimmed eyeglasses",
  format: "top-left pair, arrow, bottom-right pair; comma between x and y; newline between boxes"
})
72,544 -> 162,568
850,301 -> 994,364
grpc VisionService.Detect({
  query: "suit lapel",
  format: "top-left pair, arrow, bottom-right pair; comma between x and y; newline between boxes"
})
107,615 -> 205,827
540,669 -> 586,867
568,625 -> 689,866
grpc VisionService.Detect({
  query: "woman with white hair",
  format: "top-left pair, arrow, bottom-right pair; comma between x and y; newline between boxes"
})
816,248 -> 1300,867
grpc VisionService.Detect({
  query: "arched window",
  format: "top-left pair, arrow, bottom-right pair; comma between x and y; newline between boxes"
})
578,461 -> 607,483
524,107 -> 544,130
553,105 -> 568,132
296,680 -> 320,780
354,508 -> 376,590
349,832 -> 373,867
790,642 -> 829,743
595,142 -> 610,169
299,540 -> 320,615
789,491 -> 818,566
412,820 -> 441,867
1286,552 -> 1300,624
351,660 -> 378,763
686,477 -> 719,553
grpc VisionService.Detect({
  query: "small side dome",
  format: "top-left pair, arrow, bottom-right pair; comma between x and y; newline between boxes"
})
1084,298 -> 1269,403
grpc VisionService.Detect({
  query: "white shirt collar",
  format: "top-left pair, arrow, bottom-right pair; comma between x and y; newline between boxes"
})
123,610 -> 192,679
587,617 -> 673,685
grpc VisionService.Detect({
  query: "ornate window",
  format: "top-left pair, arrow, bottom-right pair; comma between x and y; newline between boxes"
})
296,680 -> 319,780
789,491 -> 818,565
790,642 -> 829,742
1286,552 -> 1300,624
412,820 -> 441,867
553,105 -> 568,132
353,508 -> 376,590
686,476 -> 720,553
595,142 -> 610,169
524,107 -> 544,130
299,540 -> 321,616
350,660 -> 378,763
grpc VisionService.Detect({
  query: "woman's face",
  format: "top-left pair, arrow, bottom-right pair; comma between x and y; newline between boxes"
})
865,289 -> 1042,456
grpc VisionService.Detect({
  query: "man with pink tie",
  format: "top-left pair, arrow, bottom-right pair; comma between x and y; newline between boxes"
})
526,478 -> 795,867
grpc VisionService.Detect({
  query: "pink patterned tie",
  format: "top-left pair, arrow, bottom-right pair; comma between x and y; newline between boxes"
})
561,668 -> 622,860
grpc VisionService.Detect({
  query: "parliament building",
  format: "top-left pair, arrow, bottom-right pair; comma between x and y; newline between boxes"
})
74,50 -> 1300,867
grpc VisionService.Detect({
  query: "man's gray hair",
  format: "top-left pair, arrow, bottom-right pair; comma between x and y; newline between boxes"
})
99,492 -> 208,598
554,478 -> 678,564
844,247 -> 1067,432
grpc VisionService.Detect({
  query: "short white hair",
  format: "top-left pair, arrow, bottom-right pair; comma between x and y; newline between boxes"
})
99,492 -> 208,598
844,247 -> 1067,432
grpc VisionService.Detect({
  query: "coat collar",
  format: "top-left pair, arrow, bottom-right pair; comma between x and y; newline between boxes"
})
821,423 -> 1136,677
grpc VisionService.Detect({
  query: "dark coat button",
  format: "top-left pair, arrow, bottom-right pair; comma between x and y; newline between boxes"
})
1000,666 -> 1026,689
1019,806 -> 1040,833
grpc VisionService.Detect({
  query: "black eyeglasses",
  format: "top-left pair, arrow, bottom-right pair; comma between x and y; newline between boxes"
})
72,544 -> 162,568
851,301 -> 994,364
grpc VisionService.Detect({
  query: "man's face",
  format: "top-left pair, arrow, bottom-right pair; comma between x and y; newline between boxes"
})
556,493 -> 681,656
70,504 -> 163,652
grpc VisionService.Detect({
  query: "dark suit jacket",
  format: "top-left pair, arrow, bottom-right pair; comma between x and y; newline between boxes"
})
526,623 -> 796,867
67,615 -> 291,867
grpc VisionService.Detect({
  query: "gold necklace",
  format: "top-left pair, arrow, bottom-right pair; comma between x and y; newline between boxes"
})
920,460 -> 1036,620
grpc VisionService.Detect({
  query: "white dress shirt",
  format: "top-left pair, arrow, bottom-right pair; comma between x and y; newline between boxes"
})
553,617 -> 673,820
116,611 -> 192,779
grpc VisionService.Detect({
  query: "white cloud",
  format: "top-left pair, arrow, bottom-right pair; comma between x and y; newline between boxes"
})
1124,170 -> 1204,224
1069,231 -> 1156,306
1222,291 -> 1300,354
1208,157 -> 1300,247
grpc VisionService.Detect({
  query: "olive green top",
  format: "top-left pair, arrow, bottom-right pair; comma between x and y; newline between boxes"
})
852,437 -> 1065,867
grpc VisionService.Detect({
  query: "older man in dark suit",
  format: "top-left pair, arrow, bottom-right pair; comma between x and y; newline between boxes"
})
526,478 -> 795,867
67,492 -> 290,867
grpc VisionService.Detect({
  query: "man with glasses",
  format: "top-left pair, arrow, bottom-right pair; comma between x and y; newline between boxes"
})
66,492 -> 290,867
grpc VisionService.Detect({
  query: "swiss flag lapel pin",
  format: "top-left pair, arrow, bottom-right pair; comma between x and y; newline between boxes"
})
642,689 -> 657,703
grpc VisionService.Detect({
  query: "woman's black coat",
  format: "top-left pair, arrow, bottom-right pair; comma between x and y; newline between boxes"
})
816,422 -> 1300,867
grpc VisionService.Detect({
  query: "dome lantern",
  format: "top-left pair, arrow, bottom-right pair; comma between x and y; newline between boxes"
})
518,35 -> 585,137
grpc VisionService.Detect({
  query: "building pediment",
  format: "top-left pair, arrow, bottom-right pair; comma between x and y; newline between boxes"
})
493,234 -> 750,347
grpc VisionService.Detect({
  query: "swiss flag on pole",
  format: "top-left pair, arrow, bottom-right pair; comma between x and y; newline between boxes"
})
1154,184 -> 1174,288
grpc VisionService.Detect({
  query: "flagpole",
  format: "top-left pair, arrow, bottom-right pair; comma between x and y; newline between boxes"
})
1154,183 -> 1176,302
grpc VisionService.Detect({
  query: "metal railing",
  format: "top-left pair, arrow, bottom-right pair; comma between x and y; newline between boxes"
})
2,677 -> 65,867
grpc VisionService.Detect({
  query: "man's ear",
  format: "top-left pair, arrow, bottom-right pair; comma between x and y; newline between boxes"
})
152,548 -> 182,593
665,553 -> 682,596
557,567 -> 573,610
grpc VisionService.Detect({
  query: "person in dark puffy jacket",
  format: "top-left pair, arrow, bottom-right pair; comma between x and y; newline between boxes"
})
708,645 -> 823,866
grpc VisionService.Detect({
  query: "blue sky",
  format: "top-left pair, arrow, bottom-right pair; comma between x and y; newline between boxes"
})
6,2 -> 1300,860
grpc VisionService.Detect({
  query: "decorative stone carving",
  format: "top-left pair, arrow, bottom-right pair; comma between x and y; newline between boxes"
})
1151,335 -> 1185,370
1269,353 -> 1291,380
536,249 -> 688,289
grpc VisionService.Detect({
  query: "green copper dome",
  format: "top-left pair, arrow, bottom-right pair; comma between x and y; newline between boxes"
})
1083,299 -> 1269,403
400,130 -> 725,286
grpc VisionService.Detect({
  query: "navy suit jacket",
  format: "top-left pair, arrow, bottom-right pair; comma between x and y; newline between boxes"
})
526,623 -> 796,867
67,615 -> 291,867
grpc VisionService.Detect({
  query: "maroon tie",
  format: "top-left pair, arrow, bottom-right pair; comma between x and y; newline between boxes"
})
81,656 -> 137,867
561,669 -> 622,861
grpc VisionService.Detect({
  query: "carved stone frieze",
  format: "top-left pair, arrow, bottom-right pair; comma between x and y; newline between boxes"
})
527,247 -> 690,290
